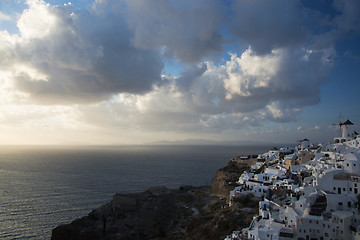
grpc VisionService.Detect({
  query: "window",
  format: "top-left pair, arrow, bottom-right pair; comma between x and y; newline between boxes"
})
355,188 -> 358,194
334,187 -> 336,190
316,221 -> 319,224
340,219 -> 343,223
355,183 -> 357,187
350,188 -> 352,191
347,163 -> 349,166
343,188 -> 346,191
339,202 -> 343,206
309,220 -> 312,223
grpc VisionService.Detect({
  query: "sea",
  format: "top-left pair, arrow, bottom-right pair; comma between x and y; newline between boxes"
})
0,144 -> 273,239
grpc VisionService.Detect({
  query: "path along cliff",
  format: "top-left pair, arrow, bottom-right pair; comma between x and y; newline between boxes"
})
51,156 -> 259,240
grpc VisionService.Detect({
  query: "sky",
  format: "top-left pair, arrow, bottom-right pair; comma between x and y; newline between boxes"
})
0,0 -> 359,145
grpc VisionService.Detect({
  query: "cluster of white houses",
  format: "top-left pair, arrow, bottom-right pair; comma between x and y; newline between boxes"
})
225,120 -> 360,240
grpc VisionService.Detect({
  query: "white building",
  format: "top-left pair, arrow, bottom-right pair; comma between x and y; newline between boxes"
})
316,169 -> 360,196
343,153 -> 360,174
237,171 -> 254,185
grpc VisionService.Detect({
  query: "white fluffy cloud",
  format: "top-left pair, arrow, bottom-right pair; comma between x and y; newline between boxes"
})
223,47 -> 333,108
4,0 -> 163,104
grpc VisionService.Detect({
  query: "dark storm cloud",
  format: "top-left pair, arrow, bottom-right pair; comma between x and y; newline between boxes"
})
230,0 -> 307,55
175,64 -> 207,91
124,0 -> 225,62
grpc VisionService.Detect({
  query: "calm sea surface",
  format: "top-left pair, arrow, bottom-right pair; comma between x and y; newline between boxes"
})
0,145 -> 272,239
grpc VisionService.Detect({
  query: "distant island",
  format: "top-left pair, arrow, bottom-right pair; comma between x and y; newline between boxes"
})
148,138 -> 279,146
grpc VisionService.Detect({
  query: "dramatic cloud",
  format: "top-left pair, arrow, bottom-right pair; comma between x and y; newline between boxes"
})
0,0 -> 358,144
6,0 -> 163,104
105,46 -> 332,131
223,48 -> 333,109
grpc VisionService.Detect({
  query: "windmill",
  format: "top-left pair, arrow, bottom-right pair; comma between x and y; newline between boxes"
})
297,138 -> 310,150
332,113 -> 354,139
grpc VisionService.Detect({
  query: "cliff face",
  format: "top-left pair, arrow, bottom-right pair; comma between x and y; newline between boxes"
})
52,159 -> 256,240
210,158 -> 256,202
52,187 -> 198,240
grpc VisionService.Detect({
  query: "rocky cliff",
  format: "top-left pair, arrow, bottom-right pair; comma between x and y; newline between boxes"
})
210,156 -> 257,202
51,158 -> 257,240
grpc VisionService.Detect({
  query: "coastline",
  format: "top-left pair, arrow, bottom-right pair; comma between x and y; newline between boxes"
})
0,144 -> 271,240
51,155 -> 257,240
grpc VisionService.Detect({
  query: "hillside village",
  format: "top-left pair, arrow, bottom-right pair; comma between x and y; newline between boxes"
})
225,120 -> 360,240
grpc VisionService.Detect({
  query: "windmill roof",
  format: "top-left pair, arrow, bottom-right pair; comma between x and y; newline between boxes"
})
343,119 -> 354,125
297,138 -> 310,142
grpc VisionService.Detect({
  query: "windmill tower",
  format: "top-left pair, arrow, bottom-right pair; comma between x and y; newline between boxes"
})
341,119 -> 354,139
298,138 -> 310,150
